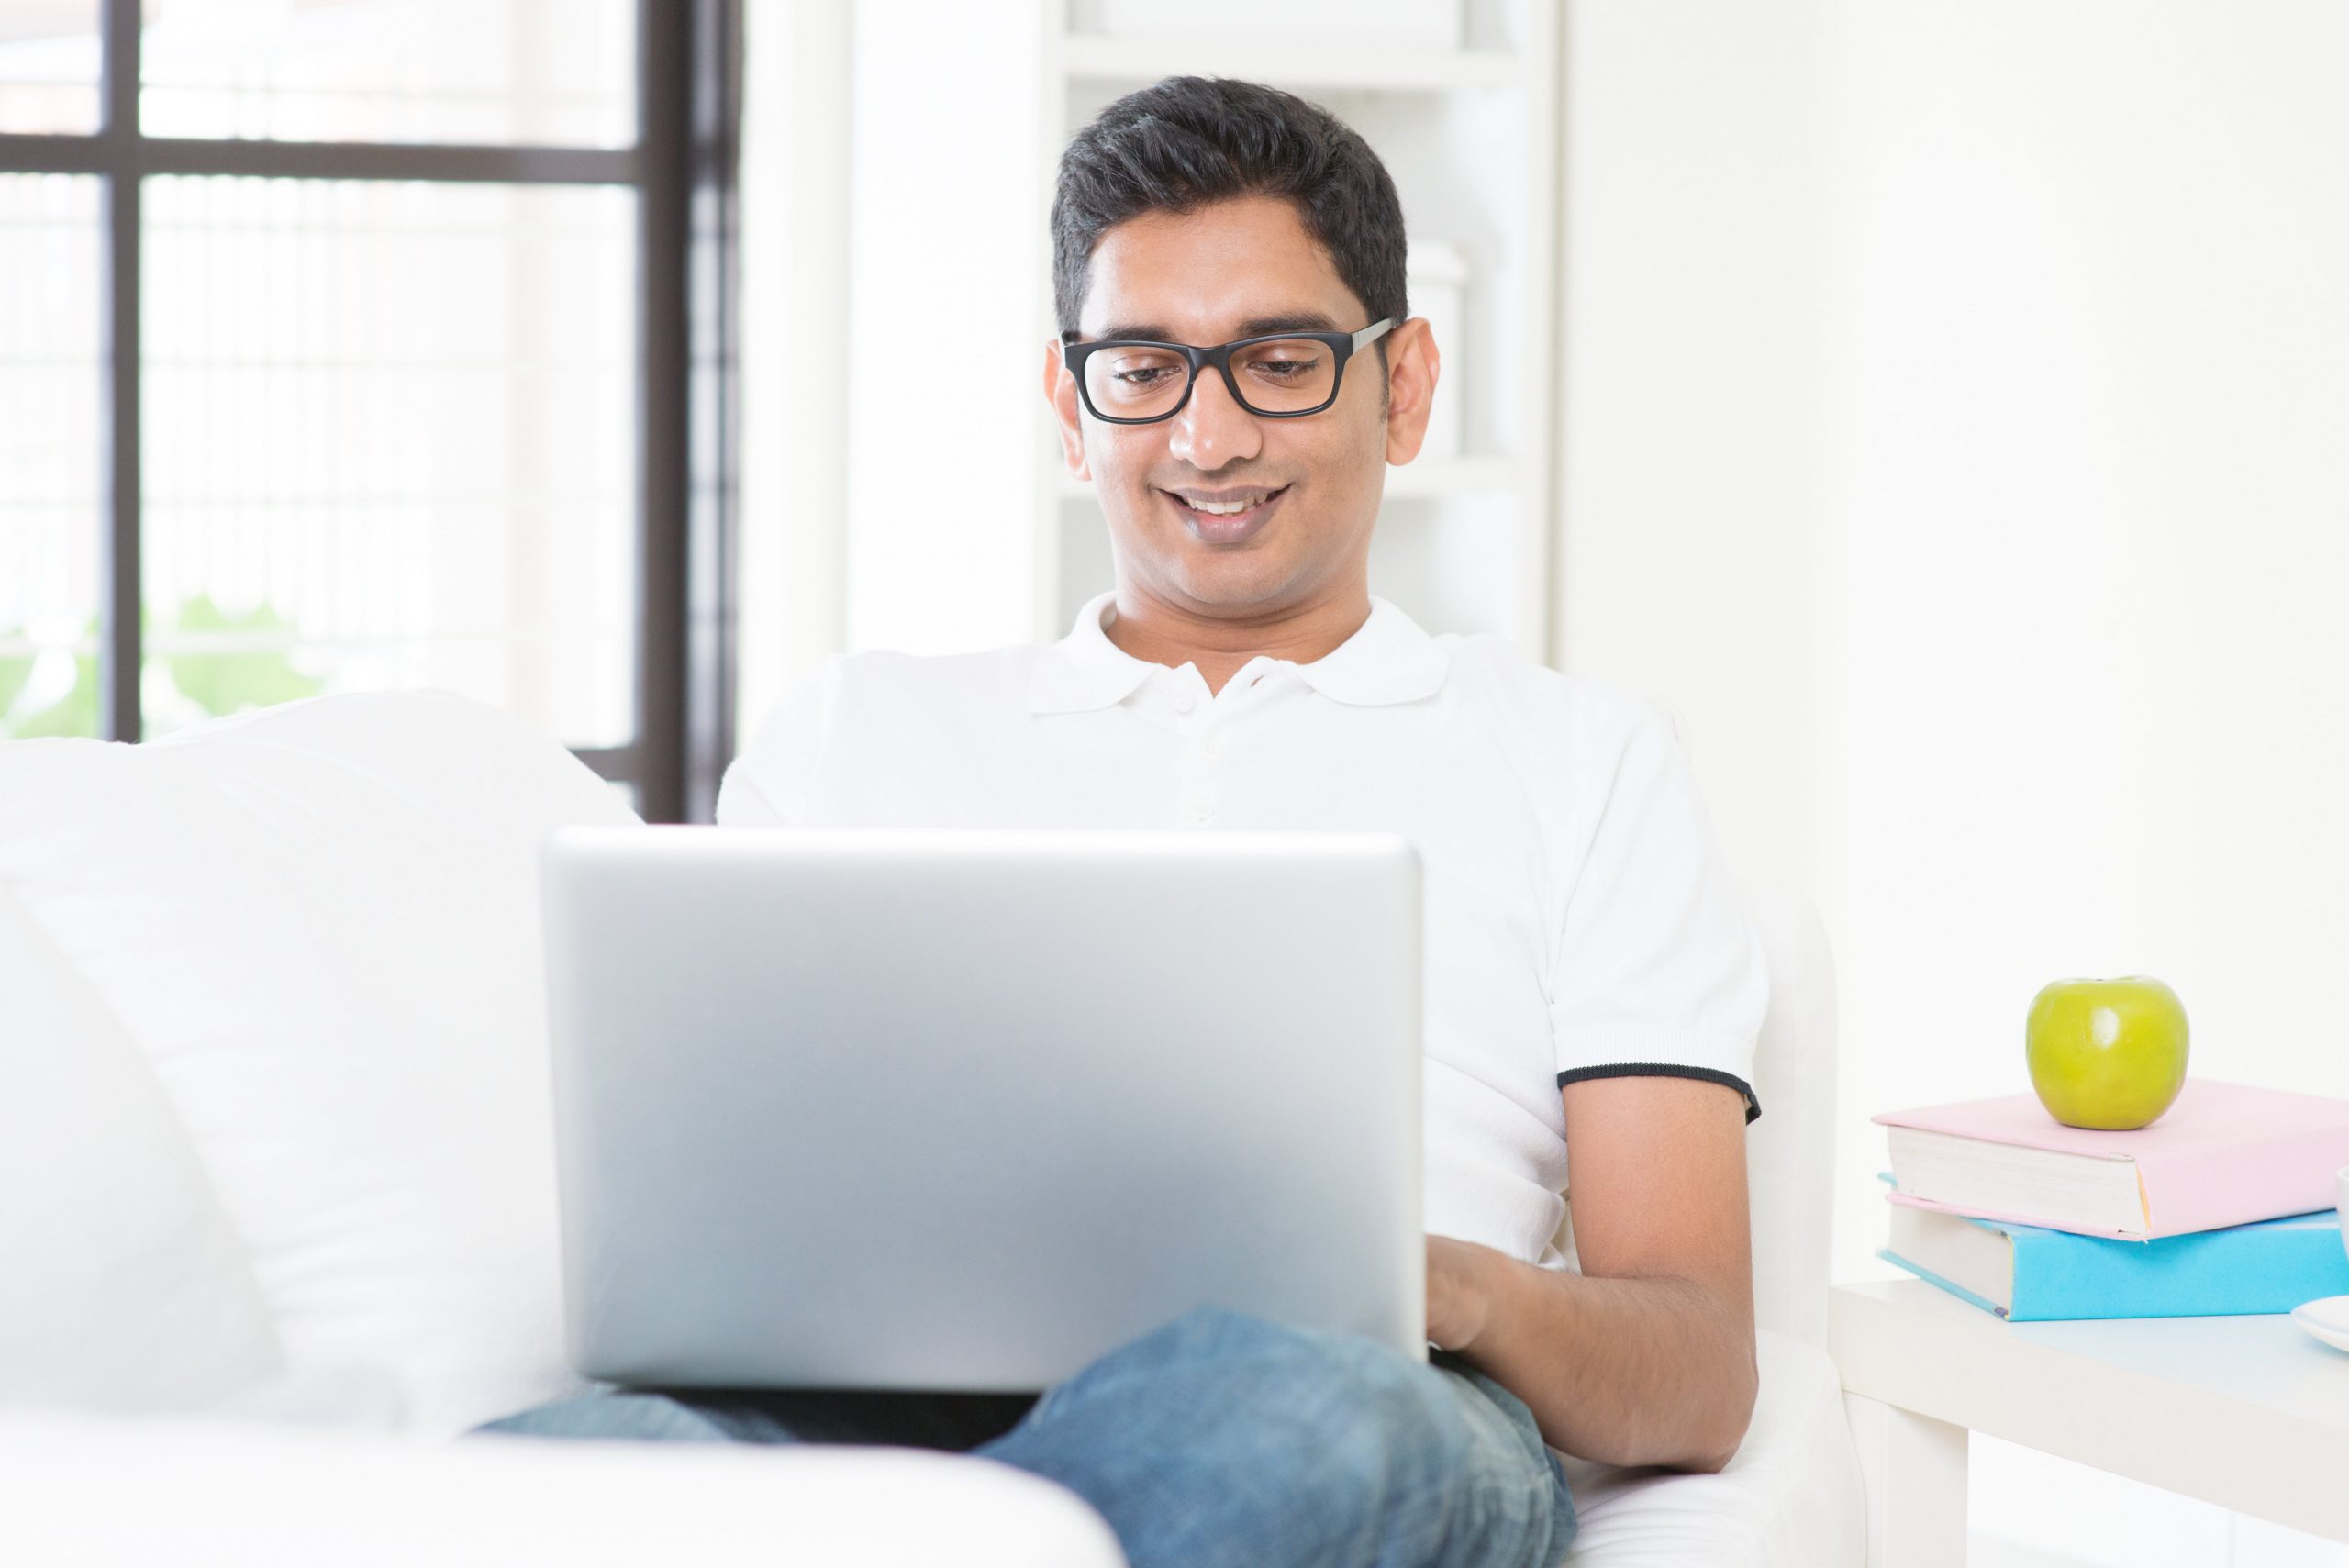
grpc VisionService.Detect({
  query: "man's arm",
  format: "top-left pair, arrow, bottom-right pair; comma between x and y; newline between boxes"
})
1426,1073 -> 1758,1473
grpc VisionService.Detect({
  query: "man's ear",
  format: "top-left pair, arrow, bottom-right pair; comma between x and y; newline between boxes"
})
1381,317 -> 1440,467
1043,339 -> 1090,481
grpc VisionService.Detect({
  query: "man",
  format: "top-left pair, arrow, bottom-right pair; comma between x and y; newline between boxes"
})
476,76 -> 1767,1568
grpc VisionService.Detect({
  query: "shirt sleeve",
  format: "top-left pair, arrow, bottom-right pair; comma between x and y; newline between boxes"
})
1548,693 -> 1770,1125
714,653 -> 844,828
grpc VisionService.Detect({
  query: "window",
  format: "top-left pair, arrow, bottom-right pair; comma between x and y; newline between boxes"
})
0,0 -> 739,821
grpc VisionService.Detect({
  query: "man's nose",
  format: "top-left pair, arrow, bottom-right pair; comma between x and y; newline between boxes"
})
1167,364 -> 1264,473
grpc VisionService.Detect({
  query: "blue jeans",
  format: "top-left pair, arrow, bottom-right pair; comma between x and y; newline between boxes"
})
471,1304 -> 1579,1568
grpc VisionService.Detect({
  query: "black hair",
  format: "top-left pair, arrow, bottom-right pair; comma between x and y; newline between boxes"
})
1051,75 -> 1408,342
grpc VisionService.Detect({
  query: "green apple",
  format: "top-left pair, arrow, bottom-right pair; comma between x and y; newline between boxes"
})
2025,976 -> 2189,1129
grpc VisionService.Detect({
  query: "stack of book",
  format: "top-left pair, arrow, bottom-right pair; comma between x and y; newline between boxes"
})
1871,1077 -> 2349,1319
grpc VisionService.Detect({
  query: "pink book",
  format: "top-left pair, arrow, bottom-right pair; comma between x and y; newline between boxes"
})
1872,1078 -> 2349,1242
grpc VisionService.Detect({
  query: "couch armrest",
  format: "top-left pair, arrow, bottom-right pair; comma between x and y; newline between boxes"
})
0,1407 -> 1129,1567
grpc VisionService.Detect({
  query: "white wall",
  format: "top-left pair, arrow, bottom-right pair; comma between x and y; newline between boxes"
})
737,0 -> 1042,751
1554,0 -> 1831,891
1560,2 -> 2349,1560
736,0 -> 851,742
839,0 -> 1044,656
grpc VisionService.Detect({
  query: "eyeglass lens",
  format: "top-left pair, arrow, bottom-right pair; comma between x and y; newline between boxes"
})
1085,339 -> 1340,418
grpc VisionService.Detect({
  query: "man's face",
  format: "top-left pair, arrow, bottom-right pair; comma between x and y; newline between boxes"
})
1043,195 -> 1437,620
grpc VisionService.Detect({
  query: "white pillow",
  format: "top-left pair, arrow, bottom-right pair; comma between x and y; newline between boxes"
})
0,885 -> 284,1413
0,690 -> 640,1437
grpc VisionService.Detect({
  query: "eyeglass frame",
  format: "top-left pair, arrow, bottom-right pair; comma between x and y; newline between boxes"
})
1057,317 -> 1396,425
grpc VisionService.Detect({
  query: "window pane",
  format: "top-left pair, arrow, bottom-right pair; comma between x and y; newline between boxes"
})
0,173 -> 103,740
0,1 -> 101,134
141,176 -> 637,748
140,0 -> 635,147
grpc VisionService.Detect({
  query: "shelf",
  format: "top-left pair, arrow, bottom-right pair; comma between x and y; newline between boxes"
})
1053,453 -> 1519,506
1057,35 -> 1525,94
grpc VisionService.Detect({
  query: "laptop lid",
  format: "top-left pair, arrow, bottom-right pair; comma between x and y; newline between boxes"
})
541,825 -> 1424,1392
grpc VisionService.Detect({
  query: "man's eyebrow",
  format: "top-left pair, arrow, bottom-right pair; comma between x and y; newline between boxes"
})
1238,311 -> 1341,337
1084,311 -> 1346,344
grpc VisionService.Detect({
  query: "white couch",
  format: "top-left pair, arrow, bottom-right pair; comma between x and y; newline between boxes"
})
0,689 -> 1865,1564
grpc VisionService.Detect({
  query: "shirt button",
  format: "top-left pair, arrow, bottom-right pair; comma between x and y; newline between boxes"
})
1169,688 -> 1196,714
1203,735 -> 1227,762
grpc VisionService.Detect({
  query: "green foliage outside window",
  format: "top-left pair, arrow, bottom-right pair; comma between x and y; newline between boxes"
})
0,595 -> 325,740
0,615 -> 101,739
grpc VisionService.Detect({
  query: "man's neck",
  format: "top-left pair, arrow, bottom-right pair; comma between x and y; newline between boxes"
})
1103,586 -> 1373,699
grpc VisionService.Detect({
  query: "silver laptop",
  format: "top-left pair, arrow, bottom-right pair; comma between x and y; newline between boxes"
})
540,824 -> 1425,1392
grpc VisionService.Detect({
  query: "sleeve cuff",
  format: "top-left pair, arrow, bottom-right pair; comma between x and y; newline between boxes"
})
1553,1062 -> 1762,1126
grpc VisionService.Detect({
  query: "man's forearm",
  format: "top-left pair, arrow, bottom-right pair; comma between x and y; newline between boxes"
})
1454,1254 -> 1757,1472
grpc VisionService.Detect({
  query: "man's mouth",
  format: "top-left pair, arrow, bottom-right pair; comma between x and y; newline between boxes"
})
1161,484 -> 1290,543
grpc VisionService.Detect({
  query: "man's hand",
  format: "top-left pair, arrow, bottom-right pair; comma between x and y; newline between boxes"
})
1425,1234 -> 1506,1351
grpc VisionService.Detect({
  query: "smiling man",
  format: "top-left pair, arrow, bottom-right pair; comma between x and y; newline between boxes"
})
474,77 -> 1767,1568
1047,188 -> 1404,696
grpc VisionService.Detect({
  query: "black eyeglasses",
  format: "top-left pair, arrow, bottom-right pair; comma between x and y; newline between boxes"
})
1059,318 -> 1394,424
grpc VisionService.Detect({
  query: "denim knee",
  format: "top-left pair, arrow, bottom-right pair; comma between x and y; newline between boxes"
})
1109,1301 -> 1393,1372
1115,1306 -> 1562,1545
1062,1305 -> 1482,1492
470,1389 -> 740,1444
1116,1303 -> 1430,1400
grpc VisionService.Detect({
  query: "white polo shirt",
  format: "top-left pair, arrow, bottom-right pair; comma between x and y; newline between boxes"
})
715,589 -> 1768,1271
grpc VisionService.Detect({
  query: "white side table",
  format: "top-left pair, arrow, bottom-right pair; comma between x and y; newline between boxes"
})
1829,1278 -> 2349,1567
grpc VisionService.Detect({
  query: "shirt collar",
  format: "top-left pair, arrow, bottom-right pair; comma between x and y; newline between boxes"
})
1025,590 -> 1452,715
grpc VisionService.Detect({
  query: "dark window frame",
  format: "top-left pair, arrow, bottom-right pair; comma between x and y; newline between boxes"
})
0,0 -> 740,823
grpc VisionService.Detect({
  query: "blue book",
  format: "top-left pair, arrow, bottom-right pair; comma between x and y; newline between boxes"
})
1874,1171 -> 2349,1320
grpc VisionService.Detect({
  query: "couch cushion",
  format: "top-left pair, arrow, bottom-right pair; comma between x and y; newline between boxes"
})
0,886 -> 284,1413
0,690 -> 638,1437
1738,881 -> 1841,1351
1557,1328 -> 1865,1565
0,1407 -> 1128,1568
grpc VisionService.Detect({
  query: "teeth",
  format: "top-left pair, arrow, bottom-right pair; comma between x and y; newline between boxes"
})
1191,498 -> 1252,515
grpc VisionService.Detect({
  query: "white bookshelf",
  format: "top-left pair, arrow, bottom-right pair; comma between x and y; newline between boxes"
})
1031,0 -> 1562,661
